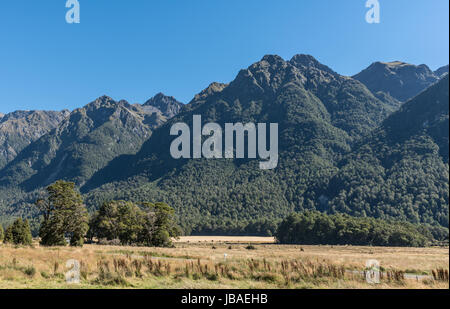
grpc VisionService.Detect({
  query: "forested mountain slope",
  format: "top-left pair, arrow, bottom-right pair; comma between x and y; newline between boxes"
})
324,75 -> 449,227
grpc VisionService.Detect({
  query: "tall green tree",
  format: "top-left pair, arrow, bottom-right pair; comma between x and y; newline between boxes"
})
36,180 -> 89,247
2,218 -> 32,245
3,225 -> 13,243
20,219 -> 33,246
140,202 -> 181,247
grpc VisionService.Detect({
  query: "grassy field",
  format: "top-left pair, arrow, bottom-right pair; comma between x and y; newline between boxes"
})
0,237 -> 448,289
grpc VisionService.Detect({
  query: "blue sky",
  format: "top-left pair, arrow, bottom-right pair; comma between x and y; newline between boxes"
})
0,0 -> 448,113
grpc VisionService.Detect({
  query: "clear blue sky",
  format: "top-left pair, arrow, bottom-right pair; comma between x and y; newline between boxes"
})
0,0 -> 448,113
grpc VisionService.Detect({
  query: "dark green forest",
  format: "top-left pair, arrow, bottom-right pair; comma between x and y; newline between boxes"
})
275,211 -> 447,247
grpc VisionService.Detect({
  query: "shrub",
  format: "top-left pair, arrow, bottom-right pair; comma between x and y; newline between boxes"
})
253,273 -> 278,283
23,266 -> 36,277
40,271 -> 51,279
192,273 -> 202,280
206,273 -> 219,281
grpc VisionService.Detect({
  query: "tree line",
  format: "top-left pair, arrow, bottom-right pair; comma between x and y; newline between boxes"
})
275,211 -> 447,247
0,180 -> 180,247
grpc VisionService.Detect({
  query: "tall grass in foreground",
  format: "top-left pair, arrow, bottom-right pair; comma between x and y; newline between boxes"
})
0,243 -> 448,288
89,256 -> 353,286
71,256 -> 447,287
432,268 -> 449,281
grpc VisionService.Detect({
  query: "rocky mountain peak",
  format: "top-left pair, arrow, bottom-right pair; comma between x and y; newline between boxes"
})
143,93 -> 183,118
193,82 -> 228,102
289,54 -> 336,75
83,95 -> 123,110
260,54 -> 285,65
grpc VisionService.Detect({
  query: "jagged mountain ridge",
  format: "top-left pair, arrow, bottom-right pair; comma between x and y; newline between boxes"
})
85,54 -> 395,189
0,94 -> 182,191
0,110 -> 70,169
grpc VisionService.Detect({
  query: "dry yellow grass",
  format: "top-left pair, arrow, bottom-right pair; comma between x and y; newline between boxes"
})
0,238 -> 448,289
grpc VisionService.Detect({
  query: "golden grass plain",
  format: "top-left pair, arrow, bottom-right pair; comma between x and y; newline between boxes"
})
0,237 -> 448,289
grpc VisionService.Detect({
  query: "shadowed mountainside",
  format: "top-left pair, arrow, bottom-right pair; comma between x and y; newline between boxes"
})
353,61 -> 447,102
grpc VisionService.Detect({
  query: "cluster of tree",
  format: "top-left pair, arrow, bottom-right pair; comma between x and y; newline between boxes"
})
275,211 -> 444,247
30,180 -> 180,248
1,218 -> 32,245
88,200 -> 181,247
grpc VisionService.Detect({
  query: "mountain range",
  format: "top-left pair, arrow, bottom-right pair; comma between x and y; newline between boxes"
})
0,55 -> 448,234
0,94 -> 183,190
